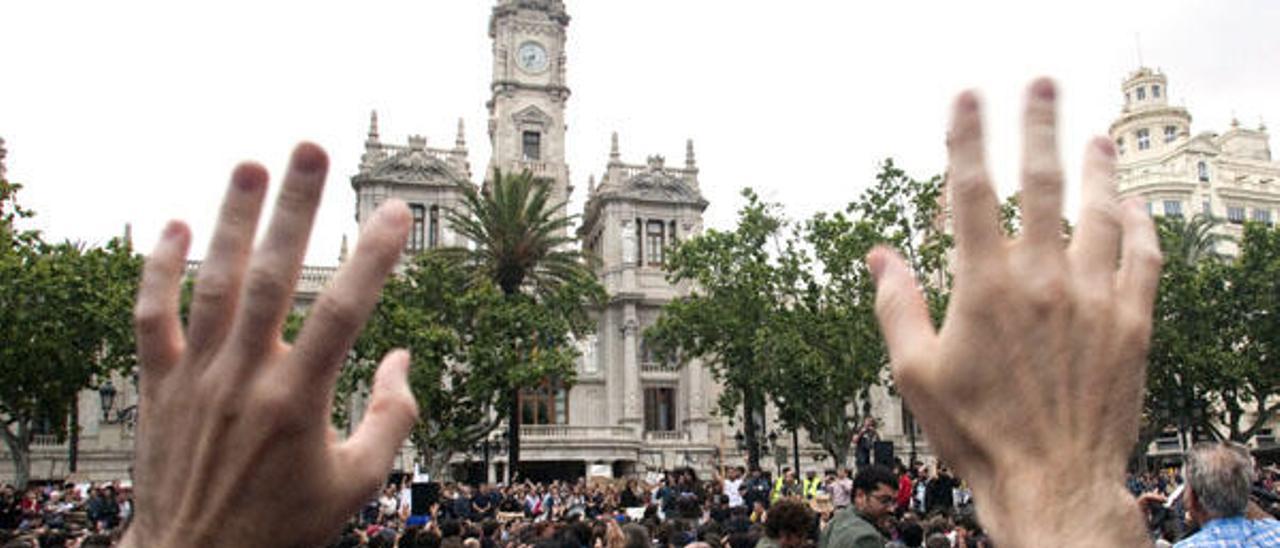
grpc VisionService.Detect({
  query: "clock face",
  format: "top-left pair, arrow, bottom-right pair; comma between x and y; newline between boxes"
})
517,41 -> 549,73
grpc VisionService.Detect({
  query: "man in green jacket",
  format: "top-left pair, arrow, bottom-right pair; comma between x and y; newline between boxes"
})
819,465 -> 898,548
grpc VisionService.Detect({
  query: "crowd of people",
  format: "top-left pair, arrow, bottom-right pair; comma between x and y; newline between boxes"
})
4,450 -> 1279,547
0,482 -> 130,547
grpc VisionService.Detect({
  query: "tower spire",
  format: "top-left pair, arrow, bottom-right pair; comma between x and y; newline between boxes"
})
587,174 -> 596,194
685,138 -> 697,170
610,131 -> 620,163
455,118 -> 467,149
367,110 -> 380,142
339,234 -> 349,263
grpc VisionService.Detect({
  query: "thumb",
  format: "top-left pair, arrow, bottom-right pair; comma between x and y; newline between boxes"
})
868,246 -> 938,380
339,349 -> 418,494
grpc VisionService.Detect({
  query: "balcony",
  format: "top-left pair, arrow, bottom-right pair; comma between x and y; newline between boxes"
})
520,425 -> 635,441
640,361 -> 679,378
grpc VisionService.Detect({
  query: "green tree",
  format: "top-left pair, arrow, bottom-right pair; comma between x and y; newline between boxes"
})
767,160 -> 950,467
647,189 -> 787,471
438,170 -> 603,480
343,251 -> 595,479
0,178 -> 141,488
1211,223 -> 1280,442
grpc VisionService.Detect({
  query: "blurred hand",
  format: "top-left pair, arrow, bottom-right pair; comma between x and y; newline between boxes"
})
870,80 -> 1161,547
121,143 -> 418,547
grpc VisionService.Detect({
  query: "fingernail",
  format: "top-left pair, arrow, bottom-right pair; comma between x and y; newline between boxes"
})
955,91 -> 979,113
1093,136 -> 1116,158
162,220 -> 185,239
1031,78 -> 1056,100
291,142 -> 329,174
232,163 -> 268,192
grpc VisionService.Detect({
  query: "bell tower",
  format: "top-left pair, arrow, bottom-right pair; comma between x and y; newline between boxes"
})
486,0 -> 572,214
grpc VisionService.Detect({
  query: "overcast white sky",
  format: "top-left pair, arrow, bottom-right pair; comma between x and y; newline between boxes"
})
3,1 -> 1278,265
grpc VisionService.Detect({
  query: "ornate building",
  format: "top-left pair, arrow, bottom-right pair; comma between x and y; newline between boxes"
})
1110,67 -> 1280,459
1111,67 -> 1280,255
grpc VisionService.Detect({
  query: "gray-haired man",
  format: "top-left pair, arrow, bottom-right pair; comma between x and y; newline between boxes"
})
1175,443 -> 1280,547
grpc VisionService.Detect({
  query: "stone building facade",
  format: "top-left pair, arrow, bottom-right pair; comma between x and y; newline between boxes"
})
1109,67 -> 1280,459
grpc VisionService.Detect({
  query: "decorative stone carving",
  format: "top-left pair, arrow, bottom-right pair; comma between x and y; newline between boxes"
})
621,220 -> 636,264
578,334 -> 598,373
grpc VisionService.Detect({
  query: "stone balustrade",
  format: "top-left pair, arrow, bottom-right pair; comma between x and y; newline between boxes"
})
643,430 -> 688,443
520,425 -> 634,440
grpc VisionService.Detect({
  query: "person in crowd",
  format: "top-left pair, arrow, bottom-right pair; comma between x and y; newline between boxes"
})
720,467 -> 746,509
924,465 -> 956,516
819,465 -> 897,548
826,469 -> 852,510
853,419 -> 879,469
1174,443 -> 1280,547
893,464 -> 912,516
755,499 -> 813,548
743,470 -> 772,510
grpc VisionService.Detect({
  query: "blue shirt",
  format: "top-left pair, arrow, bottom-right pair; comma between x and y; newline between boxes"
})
1174,516 -> 1280,547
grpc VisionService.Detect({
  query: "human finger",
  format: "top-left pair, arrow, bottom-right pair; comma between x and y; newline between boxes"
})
289,200 -> 410,390
869,246 -> 938,386
186,163 -> 268,358
1069,138 -> 1122,285
337,350 -> 418,496
227,143 -> 328,363
1117,199 -> 1162,323
1019,78 -> 1066,250
135,221 -> 191,386
947,90 -> 1002,264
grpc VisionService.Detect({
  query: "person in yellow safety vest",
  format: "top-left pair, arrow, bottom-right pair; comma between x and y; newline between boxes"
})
803,470 -> 822,499
771,469 -> 801,502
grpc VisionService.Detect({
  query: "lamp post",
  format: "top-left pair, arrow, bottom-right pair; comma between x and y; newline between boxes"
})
98,381 -> 117,423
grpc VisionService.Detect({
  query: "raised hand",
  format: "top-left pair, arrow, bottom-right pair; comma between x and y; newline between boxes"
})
870,79 -> 1161,547
122,143 -> 418,547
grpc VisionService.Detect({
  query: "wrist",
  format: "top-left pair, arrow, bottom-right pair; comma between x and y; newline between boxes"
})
972,472 -> 1149,548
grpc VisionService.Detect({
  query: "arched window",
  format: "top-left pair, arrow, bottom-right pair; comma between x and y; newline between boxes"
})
1198,161 -> 1210,182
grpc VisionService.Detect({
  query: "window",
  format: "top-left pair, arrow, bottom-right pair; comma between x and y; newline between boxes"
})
409,204 -> 426,252
1198,161 -> 1210,182
1164,126 -> 1178,143
1152,84 -> 1161,98
1116,137 -> 1125,156
519,379 -> 568,425
1136,87 -> 1146,100
1137,129 -> 1150,150
1163,200 -> 1182,218
1228,206 -> 1246,224
522,131 -> 542,161
428,206 -> 440,249
1253,209 -> 1272,225
645,220 -> 666,265
644,387 -> 676,432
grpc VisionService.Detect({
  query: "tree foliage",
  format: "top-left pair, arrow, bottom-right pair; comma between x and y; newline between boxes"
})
646,189 -> 786,471
1144,215 -> 1280,451
767,160 -> 949,467
0,177 -> 141,488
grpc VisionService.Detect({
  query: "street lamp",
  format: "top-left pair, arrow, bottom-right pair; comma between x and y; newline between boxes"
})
98,381 -> 117,423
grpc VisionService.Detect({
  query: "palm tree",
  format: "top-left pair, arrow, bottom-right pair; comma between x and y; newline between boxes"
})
1157,213 -> 1232,266
445,169 -> 601,481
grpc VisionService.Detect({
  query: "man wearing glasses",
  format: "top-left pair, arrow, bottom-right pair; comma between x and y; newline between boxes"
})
819,465 -> 898,548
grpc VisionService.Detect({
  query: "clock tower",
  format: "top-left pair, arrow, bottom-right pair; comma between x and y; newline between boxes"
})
486,0 -> 572,214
